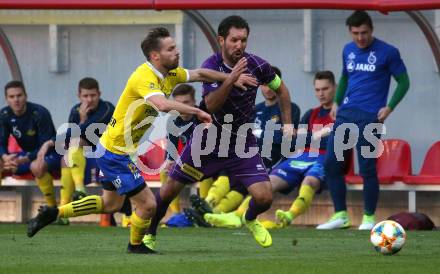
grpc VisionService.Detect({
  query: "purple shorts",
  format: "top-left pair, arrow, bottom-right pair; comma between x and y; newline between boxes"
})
168,141 -> 269,189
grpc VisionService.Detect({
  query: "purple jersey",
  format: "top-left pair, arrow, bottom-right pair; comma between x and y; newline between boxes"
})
199,52 -> 276,154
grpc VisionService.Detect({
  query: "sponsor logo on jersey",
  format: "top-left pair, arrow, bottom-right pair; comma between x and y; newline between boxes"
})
181,163 -> 204,181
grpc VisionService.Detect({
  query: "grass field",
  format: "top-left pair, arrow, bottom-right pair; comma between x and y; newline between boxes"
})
0,224 -> 439,274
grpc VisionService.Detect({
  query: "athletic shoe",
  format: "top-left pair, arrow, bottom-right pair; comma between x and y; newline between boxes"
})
183,208 -> 211,227
316,211 -> 351,230
275,209 -> 294,226
142,234 -> 156,251
127,242 -> 157,254
27,205 -> 59,237
204,212 -> 242,228
358,214 -> 376,230
189,194 -> 213,216
72,190 -> 87,201
54,217 -> 70,225
242,212 -> 272,248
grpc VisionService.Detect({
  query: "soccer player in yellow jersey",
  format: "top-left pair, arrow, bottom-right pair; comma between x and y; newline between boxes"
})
27,27 -> 256,254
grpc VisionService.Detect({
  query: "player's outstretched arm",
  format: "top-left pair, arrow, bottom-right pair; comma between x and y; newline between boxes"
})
147,94 -> 212,124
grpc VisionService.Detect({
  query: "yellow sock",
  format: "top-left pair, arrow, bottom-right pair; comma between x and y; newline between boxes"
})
35,172 -> 56,207
213,190 -> 244,213
289,184 -> 316,217
60,167 -> 75,206
199,177 -> 214,199
234,196 -> 251,218
205,175 -> 230,207
58,195 -> 103,218
69,147 -> 86,192
160,170 -> 180,213
129,212 -> 151,245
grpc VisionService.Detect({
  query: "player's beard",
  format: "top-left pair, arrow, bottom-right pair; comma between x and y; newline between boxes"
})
164,57 -> 179,71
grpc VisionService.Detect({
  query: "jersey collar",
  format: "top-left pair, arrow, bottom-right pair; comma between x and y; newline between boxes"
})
145,61 -> 165,80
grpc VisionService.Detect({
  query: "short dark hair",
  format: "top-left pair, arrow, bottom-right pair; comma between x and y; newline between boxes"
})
172,84 -> 195,99
218,15 -> 250,38
78,77 -> 99,91
141,27 -> 171,61
314,71 -> 335,85
271,66 -> 282,78
4,80 -> 26,96
346,10 -> 373,30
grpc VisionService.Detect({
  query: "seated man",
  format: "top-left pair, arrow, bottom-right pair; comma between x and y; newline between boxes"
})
0,80 -> 61,207
59,77 -> 116,224
204,71 -> 336,228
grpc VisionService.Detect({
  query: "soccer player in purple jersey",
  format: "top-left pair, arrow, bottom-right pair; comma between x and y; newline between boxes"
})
143,15 -> 294,249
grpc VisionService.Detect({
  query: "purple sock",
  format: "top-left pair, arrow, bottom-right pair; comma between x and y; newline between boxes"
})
148,191 -> 171,235
245,198 -> 271,221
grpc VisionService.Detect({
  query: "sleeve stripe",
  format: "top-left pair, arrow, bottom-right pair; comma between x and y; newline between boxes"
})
144,92 -> 165,101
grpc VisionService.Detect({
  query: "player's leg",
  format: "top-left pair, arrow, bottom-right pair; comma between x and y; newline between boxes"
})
142,177 -> 185,250
68,139 -> 88,199
243,181 -> 273,247
127,185 -> 157,254
56,157 -> 74,225
317,114 -> 351,229
356,112 -> 381,230
212,190 -> 244,213
205,174 -> 230,207
27,187 -> 122,237
30,156 -> 57,207
160,169 -> 180,213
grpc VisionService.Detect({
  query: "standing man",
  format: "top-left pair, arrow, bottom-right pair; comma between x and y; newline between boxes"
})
27,27 -> 254,254
144,15 -> 294,249
0,80 -> 61,207
254,65 -> 301,169
318,11 -> 410,230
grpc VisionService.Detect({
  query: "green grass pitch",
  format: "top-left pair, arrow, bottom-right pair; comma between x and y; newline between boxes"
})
0,224 -> 439,273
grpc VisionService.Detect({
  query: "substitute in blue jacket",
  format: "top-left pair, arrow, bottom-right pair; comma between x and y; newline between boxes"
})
0,80 -> 60,207
318,11 -> 410,230
61,77 -> 115,207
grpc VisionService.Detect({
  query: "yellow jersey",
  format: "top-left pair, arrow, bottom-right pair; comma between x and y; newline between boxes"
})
100,62 -> 189,154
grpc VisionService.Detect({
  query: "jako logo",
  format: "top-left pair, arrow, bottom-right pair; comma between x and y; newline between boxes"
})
355,63 -> 376,72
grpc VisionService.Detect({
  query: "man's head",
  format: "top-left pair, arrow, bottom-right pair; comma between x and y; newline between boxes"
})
141,27 -> 179,71
172,84 -> 196,121
4,80 -> 27,115
346,10 -> 374,49
261,66 -> 281,102
313,71 -> 336,108
218,15 -> 250,65
78,77 -> 101,111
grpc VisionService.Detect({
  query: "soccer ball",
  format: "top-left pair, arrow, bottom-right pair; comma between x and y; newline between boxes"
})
370,220 -> 406,255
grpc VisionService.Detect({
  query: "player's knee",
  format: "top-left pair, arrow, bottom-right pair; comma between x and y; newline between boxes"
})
103,200 -> 122,213
30,162 -> 45,178
253,192 -> 273,207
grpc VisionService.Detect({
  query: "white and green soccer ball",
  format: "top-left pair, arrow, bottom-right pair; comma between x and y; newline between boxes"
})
370,220 -> 406,255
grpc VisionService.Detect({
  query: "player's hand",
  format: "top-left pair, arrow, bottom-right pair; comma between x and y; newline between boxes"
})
228,57 -> 248,84
330,103 -> 338,120
312,124 -> 333,141
377,106 -> 392,123
282,124 -> 296,138
33,157 -> 46,173
196,109 -> 213,124
2,153 -> 17,163
234,74 -> 257,90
